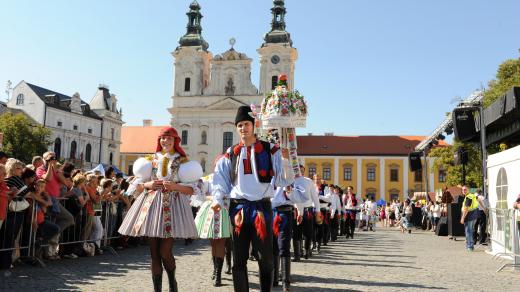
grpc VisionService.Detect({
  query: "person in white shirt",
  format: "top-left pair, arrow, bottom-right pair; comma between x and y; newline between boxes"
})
431,201 -> 442,232
314,178 -> 332,252
328,185 -> 342,241
364,197 -> 377,231
294,165 -> 320,259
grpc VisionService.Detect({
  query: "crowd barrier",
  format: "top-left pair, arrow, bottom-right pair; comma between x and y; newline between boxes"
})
0,197 -> 124,270
488,208 -> 520,272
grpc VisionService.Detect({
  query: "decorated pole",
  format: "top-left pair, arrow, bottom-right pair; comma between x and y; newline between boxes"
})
255,74 -> 308,177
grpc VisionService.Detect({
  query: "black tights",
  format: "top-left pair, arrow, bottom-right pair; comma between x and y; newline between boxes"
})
149,237 -> 176,276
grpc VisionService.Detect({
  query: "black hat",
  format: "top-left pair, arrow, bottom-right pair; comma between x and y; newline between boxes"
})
234,106 -> 255,125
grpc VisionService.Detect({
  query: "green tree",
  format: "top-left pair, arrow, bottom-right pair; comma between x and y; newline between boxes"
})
428,141 -> 482,188
0,112 -> 52,163
483,57 -> 520,107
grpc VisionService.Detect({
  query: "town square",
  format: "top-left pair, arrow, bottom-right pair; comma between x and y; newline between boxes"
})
0,1 -> 519,291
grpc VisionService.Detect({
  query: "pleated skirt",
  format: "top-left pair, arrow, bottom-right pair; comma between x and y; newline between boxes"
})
194,201 -> 231,239
118,190 -> 198,239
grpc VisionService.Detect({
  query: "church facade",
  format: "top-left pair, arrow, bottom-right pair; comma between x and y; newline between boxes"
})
169,0 -> 297,173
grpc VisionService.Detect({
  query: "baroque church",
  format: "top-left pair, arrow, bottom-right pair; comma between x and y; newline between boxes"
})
169,0 -> 298,173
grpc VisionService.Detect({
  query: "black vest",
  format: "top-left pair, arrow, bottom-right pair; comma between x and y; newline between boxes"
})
228,140 -> 274,184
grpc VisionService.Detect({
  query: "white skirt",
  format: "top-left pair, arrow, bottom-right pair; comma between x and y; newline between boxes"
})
118,190 -> 198,239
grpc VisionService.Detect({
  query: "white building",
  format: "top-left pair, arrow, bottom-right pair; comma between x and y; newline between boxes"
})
7,81 -> 123,168
169,0 -> 298,173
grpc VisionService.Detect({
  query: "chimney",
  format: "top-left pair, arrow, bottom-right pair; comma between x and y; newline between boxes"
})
324,132 -> 334,136
143,119 -> 153,127
307,133 -> 313,136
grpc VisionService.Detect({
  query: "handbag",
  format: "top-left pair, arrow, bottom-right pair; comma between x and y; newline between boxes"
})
9,197 -> 30,212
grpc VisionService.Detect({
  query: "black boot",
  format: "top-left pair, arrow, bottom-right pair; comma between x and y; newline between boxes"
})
152,274 -> 162,292
232,269 -> 249,292
225,249 -> 232,275
211,257 -> 216,280
292,241 -> 300,262
272,255 -> 280,287
260,270 -> 274,292
214,257 -> 224,287
281,256 -> 291,292
165,269 -> 178,292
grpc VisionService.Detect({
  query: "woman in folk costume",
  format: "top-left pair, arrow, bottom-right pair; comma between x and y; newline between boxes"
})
118,127 -> 202,292
194,155 -> 232,287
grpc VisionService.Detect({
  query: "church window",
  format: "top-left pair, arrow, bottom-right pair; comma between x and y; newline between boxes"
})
88,128 -> 92,134
184,78 -> 191,92
73,124 -> 78,131
222,132 -> 233,153
201,158 -> 206,173
181,130 -> 188,145
109,152 -> 113,165
16,94 -> 24,105
201,131 -> 207,145
271,76 -> 278,90
57,121 -> 62,127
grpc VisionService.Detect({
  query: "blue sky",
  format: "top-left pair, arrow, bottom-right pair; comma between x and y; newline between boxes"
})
1,0 -> 519,136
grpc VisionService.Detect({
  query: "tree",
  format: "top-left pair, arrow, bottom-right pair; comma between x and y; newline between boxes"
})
483,57 -> 520,107
0,113 -> 52,163
428,141 -> 482,188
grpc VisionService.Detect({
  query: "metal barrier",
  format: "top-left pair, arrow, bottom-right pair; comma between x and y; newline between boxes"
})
488,208 -> 520,272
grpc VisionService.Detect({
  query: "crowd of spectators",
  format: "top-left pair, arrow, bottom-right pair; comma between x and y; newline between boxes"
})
0,150 -> 135,273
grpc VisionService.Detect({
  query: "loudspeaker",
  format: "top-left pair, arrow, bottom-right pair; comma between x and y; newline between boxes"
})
409,152 -> 422,171
453,107 -> 478,142
436,217 -> 448,236
447,204 -> 465,236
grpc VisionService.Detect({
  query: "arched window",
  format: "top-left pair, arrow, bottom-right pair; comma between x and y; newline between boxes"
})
109,152 -> 113,165
16,94 -> 24,105
184,77 -> 191,92
222,132 -> 233,153
70,141 -> 77,159
54,138 -> 61,159
181,130 -> 188,145
85,144 -> 92,162
271,76 -> 278,90
201,131 -> 207,145
201,158 -> 206,173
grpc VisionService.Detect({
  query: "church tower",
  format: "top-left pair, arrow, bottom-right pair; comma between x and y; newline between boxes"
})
258,0 -> 298,94
172,1 -> 212,97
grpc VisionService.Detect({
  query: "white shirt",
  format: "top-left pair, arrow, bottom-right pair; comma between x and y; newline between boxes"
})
329,193 -> 342,217
295,176 -> 320,212
271,176 -> 310,208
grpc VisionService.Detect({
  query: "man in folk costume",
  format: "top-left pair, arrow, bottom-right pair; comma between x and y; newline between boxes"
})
294,165 -> 321,259
271,177 -> 309,291
343,186 -> 358,239
329,185 -> 342,242
314,177 -> 332,252
211,106 -> 294,292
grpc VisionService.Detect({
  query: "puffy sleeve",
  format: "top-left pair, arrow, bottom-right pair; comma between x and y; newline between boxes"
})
287,176 -> 310,204
271,147 -> 294,188
125,157 -> 154,197
211,151 -> 233,206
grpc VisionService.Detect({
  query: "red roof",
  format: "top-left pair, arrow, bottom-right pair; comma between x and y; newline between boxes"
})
296,135 -> 448,156
120,126 -> 165,154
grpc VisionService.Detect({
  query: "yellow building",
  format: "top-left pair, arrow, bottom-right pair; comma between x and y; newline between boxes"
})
297,135 -> 448,202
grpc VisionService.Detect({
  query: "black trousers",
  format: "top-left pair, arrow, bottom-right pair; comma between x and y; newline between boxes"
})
473,210 -> 487,244
273,210 -> 293,257
301,208 -> 314,252
0,211 -> 25,269
345,211 -> 356,238
316,209 -> 330,246
230,199 -> 273,292
330,212 -> 339,241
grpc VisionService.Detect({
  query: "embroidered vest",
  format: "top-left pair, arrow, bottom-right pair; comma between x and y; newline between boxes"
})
229,140 -> 274,184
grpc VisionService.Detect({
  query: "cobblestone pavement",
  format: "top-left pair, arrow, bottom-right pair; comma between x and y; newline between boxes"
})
1,226 -> 517,291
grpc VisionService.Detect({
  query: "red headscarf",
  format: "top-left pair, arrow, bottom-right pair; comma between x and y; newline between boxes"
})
156,127 -> 187,157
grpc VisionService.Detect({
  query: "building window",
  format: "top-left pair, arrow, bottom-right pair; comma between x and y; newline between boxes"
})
390,169 -> 399,182
322,167 -> 331,181
201,131 -> 207,145
85,144 -> 92,162
201,158 -> 206,173
73,124 -> 78,131
88,128 -> 92,134
438,169 -> 446,183
109,152 -> 113,165
414,169 -> 423,182
184,77 -> 191,92
343,167 -> 352,181
222,131 -> 233,153
54,138 -> 61,159
367,167 -> 376,181
16,94 -> 24,105
57,121 -> 62,127
308,167 -> 316,178
70,141 -> 77,159
182,130 -> 188,145
111,128 -> 115,140
271,75 -> 278,90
